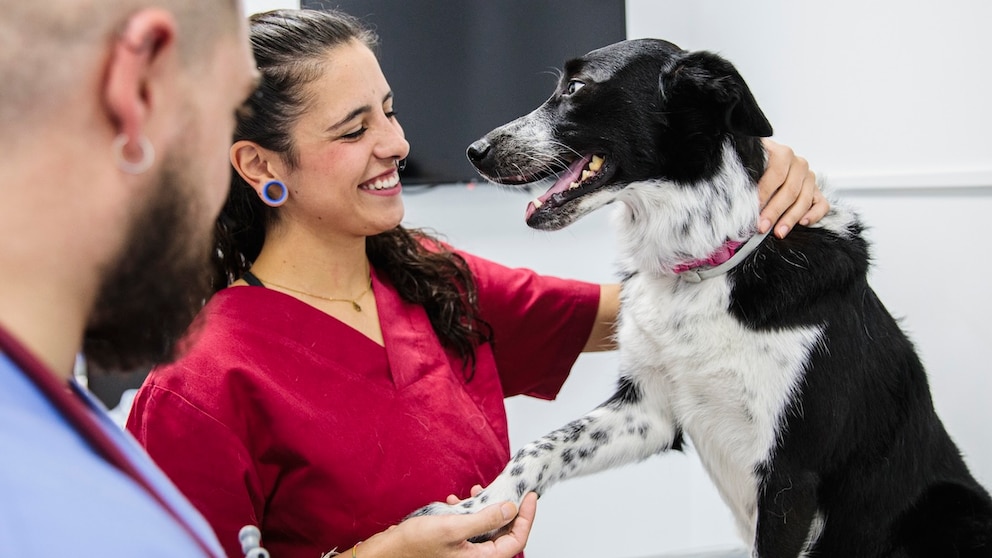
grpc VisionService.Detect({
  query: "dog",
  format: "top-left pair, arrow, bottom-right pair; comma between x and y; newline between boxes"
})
411,38 -> 992,556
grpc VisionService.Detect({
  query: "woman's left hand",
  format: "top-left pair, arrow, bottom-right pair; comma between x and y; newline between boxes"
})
354,493 -> 538,558
758,139 -> 829,238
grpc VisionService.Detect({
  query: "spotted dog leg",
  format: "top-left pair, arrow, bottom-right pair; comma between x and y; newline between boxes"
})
409,377 -> 680,539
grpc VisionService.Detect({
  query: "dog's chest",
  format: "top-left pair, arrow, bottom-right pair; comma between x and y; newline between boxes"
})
618,272 -> 822,527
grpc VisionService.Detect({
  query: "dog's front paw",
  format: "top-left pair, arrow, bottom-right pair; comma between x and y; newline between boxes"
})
408,496 -> 503,542
408,500 -> 473,518
409,489 -> 494,516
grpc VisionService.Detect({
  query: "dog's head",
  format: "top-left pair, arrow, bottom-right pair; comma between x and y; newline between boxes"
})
467,38 -> 773,230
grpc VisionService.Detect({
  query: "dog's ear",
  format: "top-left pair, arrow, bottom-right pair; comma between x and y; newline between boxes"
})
660,51 -> 774,138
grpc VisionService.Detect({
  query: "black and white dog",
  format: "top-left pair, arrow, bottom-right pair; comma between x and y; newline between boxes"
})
413,39 -> 992,556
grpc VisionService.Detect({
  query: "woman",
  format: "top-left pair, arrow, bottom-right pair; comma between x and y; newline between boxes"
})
126,8 -> 826,558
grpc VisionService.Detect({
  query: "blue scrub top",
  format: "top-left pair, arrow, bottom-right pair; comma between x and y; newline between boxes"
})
0,350 -> 226,557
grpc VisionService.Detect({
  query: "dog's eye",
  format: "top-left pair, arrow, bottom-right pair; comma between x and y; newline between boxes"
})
565,79 -> 586,95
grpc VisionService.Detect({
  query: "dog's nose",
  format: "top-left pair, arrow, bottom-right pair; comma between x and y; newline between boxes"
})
466,138 -> 491,164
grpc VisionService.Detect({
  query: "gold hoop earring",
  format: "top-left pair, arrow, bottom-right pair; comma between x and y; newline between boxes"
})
112,134 -> 155,175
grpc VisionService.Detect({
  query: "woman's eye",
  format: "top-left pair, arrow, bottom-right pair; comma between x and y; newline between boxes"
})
566,79 -> 585,95
342,127 -> 367,140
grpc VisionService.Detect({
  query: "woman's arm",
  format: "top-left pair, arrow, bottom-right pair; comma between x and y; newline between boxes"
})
583,283 -> 620,352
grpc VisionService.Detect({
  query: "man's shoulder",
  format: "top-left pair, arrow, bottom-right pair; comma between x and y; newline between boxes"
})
0,359 -> 214,556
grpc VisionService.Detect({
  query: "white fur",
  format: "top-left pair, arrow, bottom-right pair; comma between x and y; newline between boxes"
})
606,146 -> 831,541
619,269 -> 822,541
614,147 -> 760,272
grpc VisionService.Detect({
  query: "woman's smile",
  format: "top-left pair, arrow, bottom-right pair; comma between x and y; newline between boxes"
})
359,169 -> 402,195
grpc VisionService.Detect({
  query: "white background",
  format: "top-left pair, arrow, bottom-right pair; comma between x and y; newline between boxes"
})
247,1 -> 992,556
243,0 -> 298,15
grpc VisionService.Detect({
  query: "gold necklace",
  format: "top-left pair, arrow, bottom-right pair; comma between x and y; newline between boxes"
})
253,273 -> 373,312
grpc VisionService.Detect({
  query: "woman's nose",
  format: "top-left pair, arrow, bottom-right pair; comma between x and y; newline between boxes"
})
377,120 -> 410,162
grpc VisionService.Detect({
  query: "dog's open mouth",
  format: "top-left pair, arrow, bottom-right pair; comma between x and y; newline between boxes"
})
524,153 -> 614,222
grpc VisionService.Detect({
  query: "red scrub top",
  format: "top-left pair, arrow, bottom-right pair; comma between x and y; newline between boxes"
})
127,250 -> 599,558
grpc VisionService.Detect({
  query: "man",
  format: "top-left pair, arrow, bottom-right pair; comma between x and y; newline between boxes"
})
0,2 -> 535,556
0,1 -> 258,554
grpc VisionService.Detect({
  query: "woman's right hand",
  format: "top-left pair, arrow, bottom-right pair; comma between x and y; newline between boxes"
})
352,492 -> 538,558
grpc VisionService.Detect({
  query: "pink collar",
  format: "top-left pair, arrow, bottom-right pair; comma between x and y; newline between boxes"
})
673,231 -> 770,283
672,240 -> 744,274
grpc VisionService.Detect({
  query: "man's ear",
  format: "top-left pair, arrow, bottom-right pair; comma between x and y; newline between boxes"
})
102,9 -> 178,155
231,140 -> 281,197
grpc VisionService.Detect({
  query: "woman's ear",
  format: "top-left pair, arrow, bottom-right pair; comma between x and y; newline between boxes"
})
231,140 -> 280,196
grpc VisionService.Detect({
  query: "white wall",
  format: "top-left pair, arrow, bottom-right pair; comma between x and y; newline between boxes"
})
407,1 -> 991,556
243,0 -> 298,16
625,0 -> 992,188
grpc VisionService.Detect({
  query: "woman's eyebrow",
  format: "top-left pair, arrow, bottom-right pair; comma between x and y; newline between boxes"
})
327,92 -> 395,132
327,105 -> 369,132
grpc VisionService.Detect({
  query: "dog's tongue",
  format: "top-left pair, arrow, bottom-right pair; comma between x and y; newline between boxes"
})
525,154 -> 593,219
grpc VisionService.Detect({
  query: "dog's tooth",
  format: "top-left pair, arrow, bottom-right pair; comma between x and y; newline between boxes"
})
589,155 -> 604,171
569,181 -> 580,190
532,198 -> 543,209
581,170 -> 593,181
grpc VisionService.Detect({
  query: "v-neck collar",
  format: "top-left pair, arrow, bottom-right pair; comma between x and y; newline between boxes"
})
225,268 -> 452,390
372,268 -> 454,390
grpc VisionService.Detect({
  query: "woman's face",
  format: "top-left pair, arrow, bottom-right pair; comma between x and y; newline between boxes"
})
279,40 -> 410,238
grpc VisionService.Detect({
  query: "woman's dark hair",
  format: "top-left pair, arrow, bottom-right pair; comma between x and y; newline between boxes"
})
213,9 -> 491,371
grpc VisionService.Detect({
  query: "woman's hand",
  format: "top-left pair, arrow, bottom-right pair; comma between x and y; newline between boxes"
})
351,492 -> 538,558
758,139 -> 829,238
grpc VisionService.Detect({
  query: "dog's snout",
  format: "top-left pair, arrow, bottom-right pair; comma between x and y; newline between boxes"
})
466,138 -> 491,164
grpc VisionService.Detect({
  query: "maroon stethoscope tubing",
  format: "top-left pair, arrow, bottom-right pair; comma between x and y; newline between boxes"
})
0,326 -> 220,557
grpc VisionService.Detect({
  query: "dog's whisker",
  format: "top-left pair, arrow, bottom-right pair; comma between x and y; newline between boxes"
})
546,139 -> 583,161
513,153 -> 567,186
540,67 -> 564,83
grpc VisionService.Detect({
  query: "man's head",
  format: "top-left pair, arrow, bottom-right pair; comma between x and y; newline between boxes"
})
1,0 -> 259,371
1,1 -> 244,130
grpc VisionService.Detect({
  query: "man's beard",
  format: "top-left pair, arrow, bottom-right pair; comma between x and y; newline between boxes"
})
83,157 -> 217,372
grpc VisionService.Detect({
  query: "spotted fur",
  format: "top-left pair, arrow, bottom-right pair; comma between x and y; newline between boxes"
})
411,39 -> 992,557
